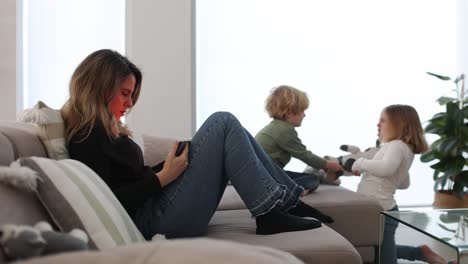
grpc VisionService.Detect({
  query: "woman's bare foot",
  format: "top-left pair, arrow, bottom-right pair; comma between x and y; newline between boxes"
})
301,189 -> 311,196
420,244 -> 448,264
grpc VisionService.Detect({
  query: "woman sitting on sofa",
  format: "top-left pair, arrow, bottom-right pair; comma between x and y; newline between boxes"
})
61,49 -> 333,239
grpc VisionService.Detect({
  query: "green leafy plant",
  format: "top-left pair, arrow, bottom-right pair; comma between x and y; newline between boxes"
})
420,72 -> 468,199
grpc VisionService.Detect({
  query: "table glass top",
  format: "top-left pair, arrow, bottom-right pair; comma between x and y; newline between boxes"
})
382,208 -> 468,249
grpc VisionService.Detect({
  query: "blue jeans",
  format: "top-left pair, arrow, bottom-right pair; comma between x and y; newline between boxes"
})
380,206 -> 423,264
284,170 -> 320,192
134,112 -> 304,239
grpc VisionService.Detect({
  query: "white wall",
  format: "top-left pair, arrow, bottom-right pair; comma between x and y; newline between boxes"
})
0,0 -> 17,120
125,0 -> 194,139
462,1 -> 468,75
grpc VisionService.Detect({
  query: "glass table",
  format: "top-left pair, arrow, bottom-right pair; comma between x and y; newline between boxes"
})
380,208 -> 468,264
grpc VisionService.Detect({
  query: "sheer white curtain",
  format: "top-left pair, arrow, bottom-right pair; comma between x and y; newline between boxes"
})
21,0 -> 125,110
196,0 -> 462,206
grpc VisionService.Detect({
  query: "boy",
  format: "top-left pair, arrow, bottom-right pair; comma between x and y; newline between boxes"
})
255,85 -> 343,195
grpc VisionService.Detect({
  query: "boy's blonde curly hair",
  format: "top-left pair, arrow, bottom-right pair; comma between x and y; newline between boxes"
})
265,85 -> 309,120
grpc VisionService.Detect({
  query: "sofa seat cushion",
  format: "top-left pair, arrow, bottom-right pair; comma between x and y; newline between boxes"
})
206,209 -> 362,264
15,238 -> 304,264
301,185 -> 383,246
218,185 -> 382,248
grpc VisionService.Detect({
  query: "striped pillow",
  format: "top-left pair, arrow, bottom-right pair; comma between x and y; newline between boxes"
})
19,157 -> 145,250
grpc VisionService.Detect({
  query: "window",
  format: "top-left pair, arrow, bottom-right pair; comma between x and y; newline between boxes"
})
20,0 -> 125,110
196,0 -> 463,206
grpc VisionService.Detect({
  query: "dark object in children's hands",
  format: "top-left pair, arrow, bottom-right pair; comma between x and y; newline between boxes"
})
175,141 -> 189,156
343,159 -> 356,172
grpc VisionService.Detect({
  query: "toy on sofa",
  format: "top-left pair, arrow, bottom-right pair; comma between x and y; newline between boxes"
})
304,140 -> 381,180
0,221 -> 89,261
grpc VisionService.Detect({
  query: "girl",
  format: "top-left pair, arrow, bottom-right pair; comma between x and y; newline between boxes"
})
62,49 -> 329,239
351,104 -> 446,264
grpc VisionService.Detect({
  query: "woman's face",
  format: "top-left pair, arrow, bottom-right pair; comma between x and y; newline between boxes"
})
109,74 -> 136,120
377,110 -> 392,142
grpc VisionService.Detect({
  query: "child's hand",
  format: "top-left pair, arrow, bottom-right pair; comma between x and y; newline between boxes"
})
326,160 -> 343,173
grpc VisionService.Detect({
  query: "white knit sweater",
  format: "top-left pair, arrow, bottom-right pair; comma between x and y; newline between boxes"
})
352,140 -> 414,210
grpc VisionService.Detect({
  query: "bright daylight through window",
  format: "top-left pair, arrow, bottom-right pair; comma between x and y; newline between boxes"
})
196,0 -> 464,206
20,0 -> 125,110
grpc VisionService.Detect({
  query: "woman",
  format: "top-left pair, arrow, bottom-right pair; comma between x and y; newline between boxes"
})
62,49 -> 331,239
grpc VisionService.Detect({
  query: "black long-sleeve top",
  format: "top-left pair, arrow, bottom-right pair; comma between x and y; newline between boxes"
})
68,123 -> 162,219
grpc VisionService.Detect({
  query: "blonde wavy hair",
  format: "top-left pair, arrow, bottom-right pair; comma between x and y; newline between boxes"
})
383,104 -> 428,154
265,85 -> 309,120
61,49 -> 142,143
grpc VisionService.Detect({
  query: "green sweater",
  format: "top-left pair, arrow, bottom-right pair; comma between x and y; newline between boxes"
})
255,119 -> 327,169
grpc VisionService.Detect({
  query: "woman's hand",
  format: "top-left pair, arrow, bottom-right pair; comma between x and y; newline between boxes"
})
156,142 -> 189,187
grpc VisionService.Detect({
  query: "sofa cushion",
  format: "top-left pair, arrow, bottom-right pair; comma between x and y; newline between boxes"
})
0,133 -> 14,166
15,238 -> 304,264
218,185 -> 382,249
0,184 -> 52,264
0,123 -> 47,159
0,184 -> 51,227
19,157 -> 145,250
217,185 -> 248,211
301,185 -> 383,246
206,209 -> 362,264
141,134 -> 177,166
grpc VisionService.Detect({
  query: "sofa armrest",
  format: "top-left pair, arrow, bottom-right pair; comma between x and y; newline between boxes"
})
14,238 -> 303,264
141,134 -> 178,166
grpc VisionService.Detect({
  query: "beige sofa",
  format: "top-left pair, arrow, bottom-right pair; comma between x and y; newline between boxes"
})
0,121 -> 383,263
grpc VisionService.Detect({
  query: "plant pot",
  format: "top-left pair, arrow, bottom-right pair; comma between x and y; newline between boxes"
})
433,191 -> 468,209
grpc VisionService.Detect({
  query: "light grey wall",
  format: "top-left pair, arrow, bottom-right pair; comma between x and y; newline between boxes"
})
0,0 -> 17,121
462,1 -> 468,76
125,0 -> 194,139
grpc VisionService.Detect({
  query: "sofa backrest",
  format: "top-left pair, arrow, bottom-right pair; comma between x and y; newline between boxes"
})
0,121 -> 52,263
0,122 -> 49,164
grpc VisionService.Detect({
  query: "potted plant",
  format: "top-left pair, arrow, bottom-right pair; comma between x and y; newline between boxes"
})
420,72 -> 468,208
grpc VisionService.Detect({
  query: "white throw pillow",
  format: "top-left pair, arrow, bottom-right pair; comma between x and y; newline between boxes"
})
17,101 -> 69,160
0,160 -> 38,192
